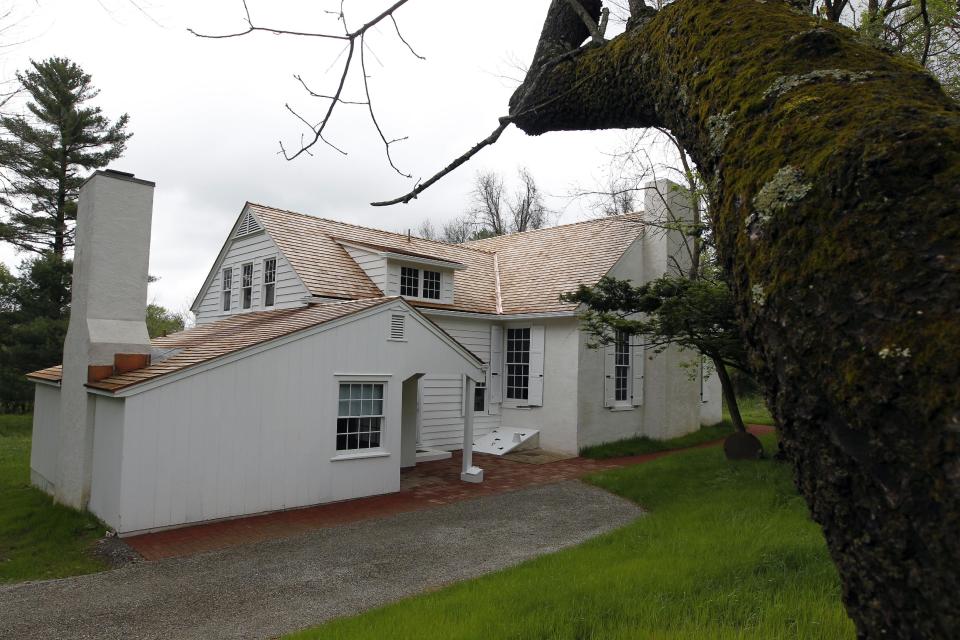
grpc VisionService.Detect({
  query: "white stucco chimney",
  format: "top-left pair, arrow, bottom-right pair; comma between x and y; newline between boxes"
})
55,169 -> 155,509
643,178 -> 695,277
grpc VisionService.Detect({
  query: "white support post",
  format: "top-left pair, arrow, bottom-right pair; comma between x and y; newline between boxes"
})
461,376 -> 484,483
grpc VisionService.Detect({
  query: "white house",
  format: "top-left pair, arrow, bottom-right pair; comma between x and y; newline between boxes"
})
29,169 -> 720,536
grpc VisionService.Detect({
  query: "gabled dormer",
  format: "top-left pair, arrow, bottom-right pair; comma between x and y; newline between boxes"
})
191,205 -> 310,323
334,238 -> 465,306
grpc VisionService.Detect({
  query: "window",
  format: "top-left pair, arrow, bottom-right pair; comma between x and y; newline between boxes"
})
615,330 -> 631,403
400,266 -> 419,297
337,383 -> 384,451
221,268 -> 232,312
263,258 -> 276,307
506,327 -> 531,401
241,263 -> 253,309
422,270 -> 441,299
473,380 -> 486,413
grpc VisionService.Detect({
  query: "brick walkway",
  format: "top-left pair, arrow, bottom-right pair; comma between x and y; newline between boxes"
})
125,425 -> 774,560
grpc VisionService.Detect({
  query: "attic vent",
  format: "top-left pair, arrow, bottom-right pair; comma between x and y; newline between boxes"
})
389,314 -> 405,341
235,210 -> 263,237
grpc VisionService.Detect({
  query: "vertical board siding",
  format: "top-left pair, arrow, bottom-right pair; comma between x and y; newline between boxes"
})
418,316 -> 501,449
195,231 -> 308,323
29,385 -> 61,492
113,305 -> 482,534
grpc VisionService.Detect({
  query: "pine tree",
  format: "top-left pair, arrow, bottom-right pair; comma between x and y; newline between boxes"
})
0,57 -> 131,256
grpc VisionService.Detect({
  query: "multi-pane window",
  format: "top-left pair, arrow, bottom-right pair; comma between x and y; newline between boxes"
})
337,383 -> 384,451
263,258 -> 276,307
400,266 -> 419,297
615,330 -> 631,403
473,380 -> 486,413
422,270 -> 441,299
506,327 -> 531,401
222,268 -> 232,312
241,263 -> 253,309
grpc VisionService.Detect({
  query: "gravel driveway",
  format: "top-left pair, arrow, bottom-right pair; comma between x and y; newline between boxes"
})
0,480 -> 641,640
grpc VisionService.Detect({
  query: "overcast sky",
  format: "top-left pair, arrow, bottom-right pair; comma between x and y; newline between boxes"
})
0,0 -> 660,313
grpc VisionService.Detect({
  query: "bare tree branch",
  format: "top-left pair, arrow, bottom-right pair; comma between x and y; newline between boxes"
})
370,119 -> 511,206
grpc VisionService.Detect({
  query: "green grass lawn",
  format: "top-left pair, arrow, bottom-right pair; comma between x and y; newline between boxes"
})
580,394 -> 774,459
288,432 -> 853,640
0,414 -> 107,583
731,394 -> 776,426
580,420 -> 737,459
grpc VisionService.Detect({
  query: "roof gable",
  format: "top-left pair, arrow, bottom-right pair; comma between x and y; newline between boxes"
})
250,204 -> 497,313
190,205 -> 309,312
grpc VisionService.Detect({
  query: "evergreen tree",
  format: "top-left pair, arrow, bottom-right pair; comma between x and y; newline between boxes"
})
0,57 -> 131,256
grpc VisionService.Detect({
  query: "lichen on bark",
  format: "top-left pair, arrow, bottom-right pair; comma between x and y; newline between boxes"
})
510,1 -> 960,637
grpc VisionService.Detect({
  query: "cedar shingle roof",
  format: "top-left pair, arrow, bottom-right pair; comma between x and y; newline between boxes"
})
27,298 -> 393,393
464,214 -> 644,314
251,204 -> 498,314
249,204 -> 644,316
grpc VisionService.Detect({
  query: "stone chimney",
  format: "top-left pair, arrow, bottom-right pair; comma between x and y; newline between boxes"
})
55,170 -> 155,509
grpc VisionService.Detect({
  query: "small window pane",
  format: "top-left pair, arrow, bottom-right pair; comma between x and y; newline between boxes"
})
474,382 -> 486,413
400,266 -> 419,297
423,270 -> 441,299
263,258 -> 276,284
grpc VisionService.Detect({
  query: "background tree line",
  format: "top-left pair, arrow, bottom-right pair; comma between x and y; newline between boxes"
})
0,57 -> 184,412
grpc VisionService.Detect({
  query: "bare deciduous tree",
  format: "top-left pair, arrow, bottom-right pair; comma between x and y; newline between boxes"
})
470,170 -> 508,236
470,167 -> 549,235
508,167 -> 549,232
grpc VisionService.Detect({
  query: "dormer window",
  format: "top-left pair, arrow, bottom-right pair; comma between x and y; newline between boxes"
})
263,258 -> 276,307
222,268 -> 232,312
422,270 -> 441,299
400,266 -> 442,300
400,266 -> 419,297
241,263 -> 253,309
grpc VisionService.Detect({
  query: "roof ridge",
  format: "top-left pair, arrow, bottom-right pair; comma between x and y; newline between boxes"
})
462,212 -> 644,247
247,202 -> 497,255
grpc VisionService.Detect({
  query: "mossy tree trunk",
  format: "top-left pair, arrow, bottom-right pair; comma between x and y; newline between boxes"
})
510,1 -> 959,637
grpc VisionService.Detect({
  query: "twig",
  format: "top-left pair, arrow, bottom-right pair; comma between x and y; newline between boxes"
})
370,119 -> 512,206
360,33 -> 411,177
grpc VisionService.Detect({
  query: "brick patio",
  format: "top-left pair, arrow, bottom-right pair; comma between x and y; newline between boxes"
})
124,425 -> 774,560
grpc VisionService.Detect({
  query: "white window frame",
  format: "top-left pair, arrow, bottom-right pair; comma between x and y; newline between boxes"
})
334,381 -> 387,454
421,269 -> 441,300
241,262 -> 254,310
397,263 -> 447,302
504,326 -> 532,404
400,266 -> 419,297
473,379 -> 487,413
221,267 -> 233,312
262,257 -> 277,308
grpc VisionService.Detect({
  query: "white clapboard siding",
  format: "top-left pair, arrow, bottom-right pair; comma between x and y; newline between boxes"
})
418,315 -> 500,449
342,244 -> 388,292
195,231 -> 308,323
